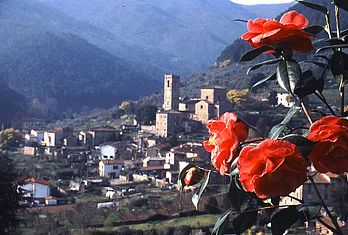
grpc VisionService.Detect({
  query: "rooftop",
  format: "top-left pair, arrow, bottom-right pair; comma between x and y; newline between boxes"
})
100,159 -> 125,165
24,178 -> 52,186
201,85 -> 226,90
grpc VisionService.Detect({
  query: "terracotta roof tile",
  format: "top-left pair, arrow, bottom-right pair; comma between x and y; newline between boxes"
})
24,178 -> 52,186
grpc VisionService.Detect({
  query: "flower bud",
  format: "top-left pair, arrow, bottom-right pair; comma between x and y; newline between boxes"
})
184,168 -> 206,186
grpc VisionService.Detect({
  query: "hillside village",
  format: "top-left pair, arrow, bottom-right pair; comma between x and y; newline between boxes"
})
1,74 -> 347,234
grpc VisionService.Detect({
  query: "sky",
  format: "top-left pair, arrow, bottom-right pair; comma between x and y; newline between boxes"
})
231,0 -> 293,5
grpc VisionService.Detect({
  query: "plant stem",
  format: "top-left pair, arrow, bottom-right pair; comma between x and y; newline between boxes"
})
314,91 -> 336,116
300,101 -> 313,125
287,195 -> 304,204
335,6 -> 345,117
308,175 -> 343,235
335,6 -> 341,39
325,12 -> 333,39
340,86 -> 345,117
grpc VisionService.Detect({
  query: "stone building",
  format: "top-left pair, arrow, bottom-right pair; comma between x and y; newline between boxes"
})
163,74 -> 180,111
155,74 -> 231,137
43,127 -> 73,147
155,110 -> 184,137
194,86 -> 231,124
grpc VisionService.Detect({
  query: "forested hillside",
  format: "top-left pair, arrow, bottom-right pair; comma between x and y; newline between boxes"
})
0,0 -> 291,119
177,0 -> 348,99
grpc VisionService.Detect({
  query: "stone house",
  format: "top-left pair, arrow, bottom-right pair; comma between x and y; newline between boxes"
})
155,110 -> 184,137
143,156 -> 166,168
43,127 -> 73,147
281,168 -> 337,206
88,127 -> 120,146
194,86 -> 231,124
99,159 -> 125,179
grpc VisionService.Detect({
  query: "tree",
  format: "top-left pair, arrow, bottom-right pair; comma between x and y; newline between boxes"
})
226,89 -> 249,105
119,101 -> 135,114
0,129 -> 22,149
0,152 -> 22,233
135,104 -> 157,124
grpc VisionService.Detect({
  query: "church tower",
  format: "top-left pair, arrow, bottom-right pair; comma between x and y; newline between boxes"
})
163,74 -> 180,111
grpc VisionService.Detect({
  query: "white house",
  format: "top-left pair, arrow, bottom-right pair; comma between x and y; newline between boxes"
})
45,196 -> 57,206
22,178 -> 51,203
277,93 -> 295,107
99,160 -> 125,179
100,143 -> 119,160
25,130 -> 44,144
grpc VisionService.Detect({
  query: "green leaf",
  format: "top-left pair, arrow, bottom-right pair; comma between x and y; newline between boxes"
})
294,70 -> 322,99
324,38 -> 347,45
212,210 -> 231,235
281,105 -> 301,125
276,60 -> 302,95
281,134 -> 317,157
271,206 -> 300,235
228,176 -> 247,212
247,58 -> 282,74
317,74 -> 325,93
329,51 -> 348,87
239,46 -> 273,62
178,163 -> 196,189
302,25 -> 324,35
269,106 -> 300,139
341,29 -> 348,37
334,0 -> 348,11
269,124 -> 287,140
251,73 -> 276,90
192,171 -> 211,210
297,1 -> 328,14
232,19 -> 248,23
298,203 -> 322,221
229,157 -> 240,176
314,55 -> 330,61
317,44 -> 348,52
232,207 -> 257,234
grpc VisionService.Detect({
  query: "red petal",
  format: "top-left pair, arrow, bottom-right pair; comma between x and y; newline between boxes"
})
280,11 -> 308,29
247,18 -> 268,32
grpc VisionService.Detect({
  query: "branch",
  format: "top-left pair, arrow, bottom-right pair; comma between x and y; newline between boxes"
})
314,91 -> 337,116
308,175 -> 343,235
300,101 -> 313,125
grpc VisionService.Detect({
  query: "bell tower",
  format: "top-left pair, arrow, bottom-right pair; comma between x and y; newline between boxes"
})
163,74 -> 180,111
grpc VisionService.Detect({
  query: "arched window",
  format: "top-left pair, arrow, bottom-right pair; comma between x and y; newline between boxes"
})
167,80 -> 170,87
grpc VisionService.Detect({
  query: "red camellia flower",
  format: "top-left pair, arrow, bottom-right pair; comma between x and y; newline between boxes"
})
307,116 -> 348,174
238,139 -> 307,198
184,168 -> 205,186
241,11 -> 314,53
203,112 -> 249,175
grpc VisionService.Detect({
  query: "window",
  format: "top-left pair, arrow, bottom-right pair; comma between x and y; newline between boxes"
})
103,155 -> 107,159
200,105 -> 203,109
167,80 -> 170,87
206,96 -> 209,100
113,166 -> 118,169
